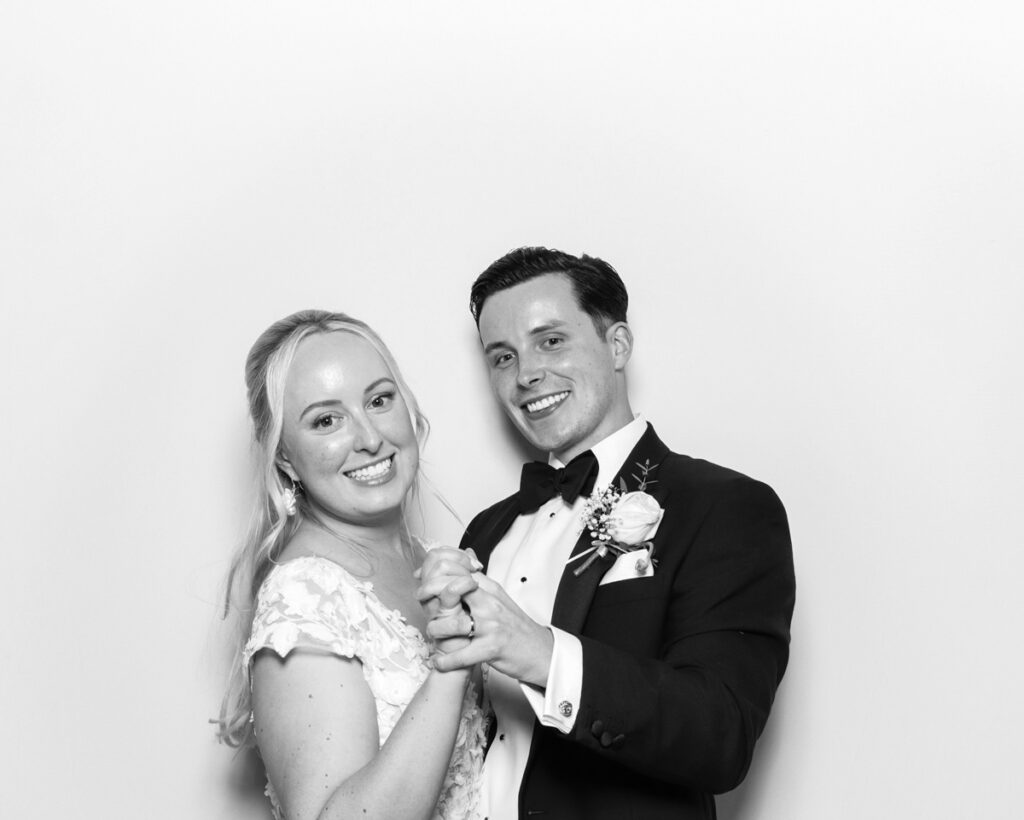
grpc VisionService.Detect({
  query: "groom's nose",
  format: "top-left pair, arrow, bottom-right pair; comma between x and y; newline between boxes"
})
515,352 -> 545,389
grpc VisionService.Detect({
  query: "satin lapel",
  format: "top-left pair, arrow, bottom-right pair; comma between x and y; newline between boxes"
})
464,497 -> 522,568
550,425 -> 672,634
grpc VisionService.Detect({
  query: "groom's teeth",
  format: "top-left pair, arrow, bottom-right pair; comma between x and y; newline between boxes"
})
346,457 -> 393,481
526,392 -> 569,413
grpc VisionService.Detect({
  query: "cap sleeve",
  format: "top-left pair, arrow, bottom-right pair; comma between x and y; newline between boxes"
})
243,557 -> 372,669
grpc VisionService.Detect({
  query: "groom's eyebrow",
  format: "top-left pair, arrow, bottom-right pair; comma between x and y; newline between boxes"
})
528,321 -> 566,337
482,321 -> 568,355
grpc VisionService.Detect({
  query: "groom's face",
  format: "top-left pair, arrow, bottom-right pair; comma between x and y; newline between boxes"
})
477,273 -> 629,463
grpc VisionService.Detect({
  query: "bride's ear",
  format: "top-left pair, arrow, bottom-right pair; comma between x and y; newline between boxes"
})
276,452 -> 299,484
607,322 -> 633,370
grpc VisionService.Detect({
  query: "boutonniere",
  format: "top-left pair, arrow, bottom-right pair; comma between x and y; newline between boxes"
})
568,459 -> 664,577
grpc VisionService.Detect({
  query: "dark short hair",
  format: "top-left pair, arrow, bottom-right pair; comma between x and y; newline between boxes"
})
469,247 -> 629,335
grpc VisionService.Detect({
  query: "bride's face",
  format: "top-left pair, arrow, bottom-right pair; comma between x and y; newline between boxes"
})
278,331 -> 418,528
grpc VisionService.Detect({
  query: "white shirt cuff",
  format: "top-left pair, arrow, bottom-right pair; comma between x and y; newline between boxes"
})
520,627 -> 583,734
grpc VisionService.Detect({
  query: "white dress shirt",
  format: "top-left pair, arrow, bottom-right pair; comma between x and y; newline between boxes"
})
480,415 -> 648,820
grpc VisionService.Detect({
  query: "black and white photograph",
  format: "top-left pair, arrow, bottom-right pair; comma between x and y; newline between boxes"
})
2,3 -> 1021,819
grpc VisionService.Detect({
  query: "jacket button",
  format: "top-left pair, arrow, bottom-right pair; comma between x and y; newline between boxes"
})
600,731 -> 614,748
590,720 -> 604,736
612,733 -> 626,749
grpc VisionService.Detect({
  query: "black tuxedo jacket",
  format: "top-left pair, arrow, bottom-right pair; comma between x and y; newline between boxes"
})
459,425 -> 795,820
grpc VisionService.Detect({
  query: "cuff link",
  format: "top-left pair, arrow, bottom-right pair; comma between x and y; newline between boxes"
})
558,700 -> 573,718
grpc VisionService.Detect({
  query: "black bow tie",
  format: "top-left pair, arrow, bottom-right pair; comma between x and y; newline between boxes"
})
518,451 -> 599,514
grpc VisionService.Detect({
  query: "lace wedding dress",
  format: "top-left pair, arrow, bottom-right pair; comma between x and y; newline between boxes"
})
243,552 -> 486,820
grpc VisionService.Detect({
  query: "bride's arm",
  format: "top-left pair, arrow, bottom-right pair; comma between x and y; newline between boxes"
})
252,651 -> 469,820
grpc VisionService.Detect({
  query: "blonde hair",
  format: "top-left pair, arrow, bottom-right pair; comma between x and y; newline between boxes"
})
216,310 -> 429,747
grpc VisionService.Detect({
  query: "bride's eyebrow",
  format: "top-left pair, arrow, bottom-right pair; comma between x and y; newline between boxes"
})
299,399 -> 342,420
363,377 -> 396,395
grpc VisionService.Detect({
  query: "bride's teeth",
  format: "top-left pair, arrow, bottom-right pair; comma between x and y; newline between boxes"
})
347,457 -> 393,481
526,392 -> 568,413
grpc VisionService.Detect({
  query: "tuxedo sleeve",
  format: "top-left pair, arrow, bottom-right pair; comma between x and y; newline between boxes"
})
570,476 -> 795,794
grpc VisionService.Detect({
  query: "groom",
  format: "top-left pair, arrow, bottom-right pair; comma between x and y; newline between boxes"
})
421,247 -> 795,820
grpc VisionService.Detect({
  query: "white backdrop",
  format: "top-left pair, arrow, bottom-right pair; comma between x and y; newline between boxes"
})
2,3 -> 1022,818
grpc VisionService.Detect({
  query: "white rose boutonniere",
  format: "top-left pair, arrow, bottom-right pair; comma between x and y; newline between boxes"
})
569,459 -> 664,577
606,491 -> 664,545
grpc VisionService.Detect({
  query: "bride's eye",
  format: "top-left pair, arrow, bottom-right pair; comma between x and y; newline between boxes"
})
313,413 -> 339,430
369,392 -> 395,410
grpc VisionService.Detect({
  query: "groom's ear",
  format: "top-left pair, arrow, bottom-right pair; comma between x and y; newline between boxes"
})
607,322 -> 633,370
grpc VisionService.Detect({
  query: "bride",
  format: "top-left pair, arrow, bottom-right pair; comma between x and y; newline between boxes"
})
217,310 -> 485,820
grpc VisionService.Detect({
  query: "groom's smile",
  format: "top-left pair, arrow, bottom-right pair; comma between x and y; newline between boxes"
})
522,390 -> 570,417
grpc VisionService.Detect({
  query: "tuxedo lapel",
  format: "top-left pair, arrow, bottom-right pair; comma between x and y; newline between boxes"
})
549,527 -> 604,633
466,497 -> 522,568
550,425 -> 671,634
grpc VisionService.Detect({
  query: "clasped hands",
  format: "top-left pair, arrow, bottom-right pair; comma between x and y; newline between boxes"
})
415,548 -> 553,688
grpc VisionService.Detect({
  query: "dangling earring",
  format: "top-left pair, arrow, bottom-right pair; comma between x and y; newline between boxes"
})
282,480 -> 302,516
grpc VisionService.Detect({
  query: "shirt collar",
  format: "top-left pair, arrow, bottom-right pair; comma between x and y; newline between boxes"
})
550,414 -> 648,490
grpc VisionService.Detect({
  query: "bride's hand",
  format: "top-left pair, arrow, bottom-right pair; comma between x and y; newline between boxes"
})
415,547 -> 483,618
415,546 -> 482,585
417,549 -> 483,657
428,581 -> 479,657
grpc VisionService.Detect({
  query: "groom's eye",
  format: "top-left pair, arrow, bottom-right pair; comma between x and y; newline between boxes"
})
542,336 -> 562,349
493,352 -> 514,367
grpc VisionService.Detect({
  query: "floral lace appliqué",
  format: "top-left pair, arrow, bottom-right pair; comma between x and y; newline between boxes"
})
243,554 -> 485,820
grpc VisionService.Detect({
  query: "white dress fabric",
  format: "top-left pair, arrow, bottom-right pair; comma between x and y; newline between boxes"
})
243,551 -> 486,820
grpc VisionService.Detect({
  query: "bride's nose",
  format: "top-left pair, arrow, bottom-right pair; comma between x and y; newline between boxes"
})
351,412 -> 383,453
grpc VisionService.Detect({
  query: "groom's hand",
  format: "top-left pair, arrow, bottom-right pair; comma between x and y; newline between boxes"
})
427,575 -> 554,689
